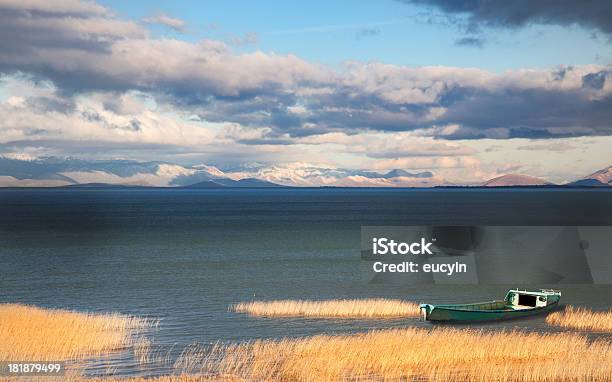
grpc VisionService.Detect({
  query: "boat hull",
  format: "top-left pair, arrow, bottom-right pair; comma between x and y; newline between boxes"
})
420,300 -> 559,322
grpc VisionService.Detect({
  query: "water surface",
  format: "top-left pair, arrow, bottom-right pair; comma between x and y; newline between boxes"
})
1,188 -> 611,376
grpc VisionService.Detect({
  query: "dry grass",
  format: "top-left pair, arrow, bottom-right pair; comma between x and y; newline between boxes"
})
0,304 -> 151,361
546,305 -> 612,332
232,299 -> 420,318
173,327 -> 612,381
1,376 -> 236,382
49,376 -> 243,382
2,302 -> 611,381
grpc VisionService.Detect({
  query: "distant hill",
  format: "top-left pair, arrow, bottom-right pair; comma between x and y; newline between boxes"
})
567,179 -> 609,187
482,174 -> 552,187
211,178 -> 284,188
62,183 -> 146,189
181,178 -> 283,188
569,166 -> 612,187
178,181 -> 226,189
357,169 -> 433,179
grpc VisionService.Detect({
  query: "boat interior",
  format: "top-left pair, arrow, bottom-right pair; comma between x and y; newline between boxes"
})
438,300 -> 536,311
438,301 -> 511,311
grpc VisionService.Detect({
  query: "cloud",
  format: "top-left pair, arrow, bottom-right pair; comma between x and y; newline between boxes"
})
229,32 -> 259,46
0,0 -> 145,56
306,63 -> 612,139
454,36 -> 484,48
517,142 -> 577,152
401,0 -> 612,36
582,70 -> 607,89
0,0 -> 109,17
142,13 -> 186,32
0,85 -> 218,149
0,0 -> 330,98
1,0 -> 612,150
356,27 -> 381,39
298,131 -> 476,158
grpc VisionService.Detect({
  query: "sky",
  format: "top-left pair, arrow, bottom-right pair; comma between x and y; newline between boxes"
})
0,0 -> 611,185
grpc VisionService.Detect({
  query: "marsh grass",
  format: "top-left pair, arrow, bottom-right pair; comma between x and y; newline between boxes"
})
3,303 -> 611,381
133,339 -> 153,366
173,327 -> 612,381
546,305 -> 612,332
2,376 -> 232,382
232,298 -> 420,318
0,304 -> 152,361
56,376 -> 242,382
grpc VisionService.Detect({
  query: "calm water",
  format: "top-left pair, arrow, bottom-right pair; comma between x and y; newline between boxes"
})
1,188 -> 611,376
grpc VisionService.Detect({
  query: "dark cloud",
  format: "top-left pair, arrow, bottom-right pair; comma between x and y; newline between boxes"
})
401,0 -> 612,36
82,110 -> 103,122
552,67 -> 570,81
454,36 -> 484,48
0,2 -> 143,56
437,86 -> 612,139
582,71 -> 607,89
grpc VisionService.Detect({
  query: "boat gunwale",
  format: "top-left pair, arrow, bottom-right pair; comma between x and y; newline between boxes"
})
421,300 -> 559,314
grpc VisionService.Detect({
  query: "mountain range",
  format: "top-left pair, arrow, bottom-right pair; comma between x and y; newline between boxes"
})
0,156 -> 610,188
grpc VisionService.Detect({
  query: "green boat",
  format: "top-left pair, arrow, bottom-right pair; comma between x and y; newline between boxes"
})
419,289 -> 561,322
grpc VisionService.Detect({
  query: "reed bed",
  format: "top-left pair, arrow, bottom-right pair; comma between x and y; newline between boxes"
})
3,303 -> 611,381
47,376 -> 242,382
174,327 -> 612,381
0,304 -> 151,361
1,376 -> 232,382
232,298 -> 420,318
546,305 -> 612,332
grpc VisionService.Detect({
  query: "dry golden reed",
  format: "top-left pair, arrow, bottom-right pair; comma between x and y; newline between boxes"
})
46,376 -> 242,382
232,298 -> 420,318
546,305 -> 612,332
1,376 -> 235,382
0,304 -> 151,361
175,327 -> 612,381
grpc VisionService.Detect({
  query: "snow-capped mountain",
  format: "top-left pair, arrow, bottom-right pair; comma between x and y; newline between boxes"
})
570,166 -> 612,187
0,156 -> 243,187
0,157 -> 449,188
223,162 -> 446,187
0,156 -> 610,188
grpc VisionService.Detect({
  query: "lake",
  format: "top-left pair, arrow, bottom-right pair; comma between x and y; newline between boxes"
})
1,188 -> 611,376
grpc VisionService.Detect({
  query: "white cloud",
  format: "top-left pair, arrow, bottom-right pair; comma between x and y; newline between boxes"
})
142,14 -> 186,32
0,83 -> 218,147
